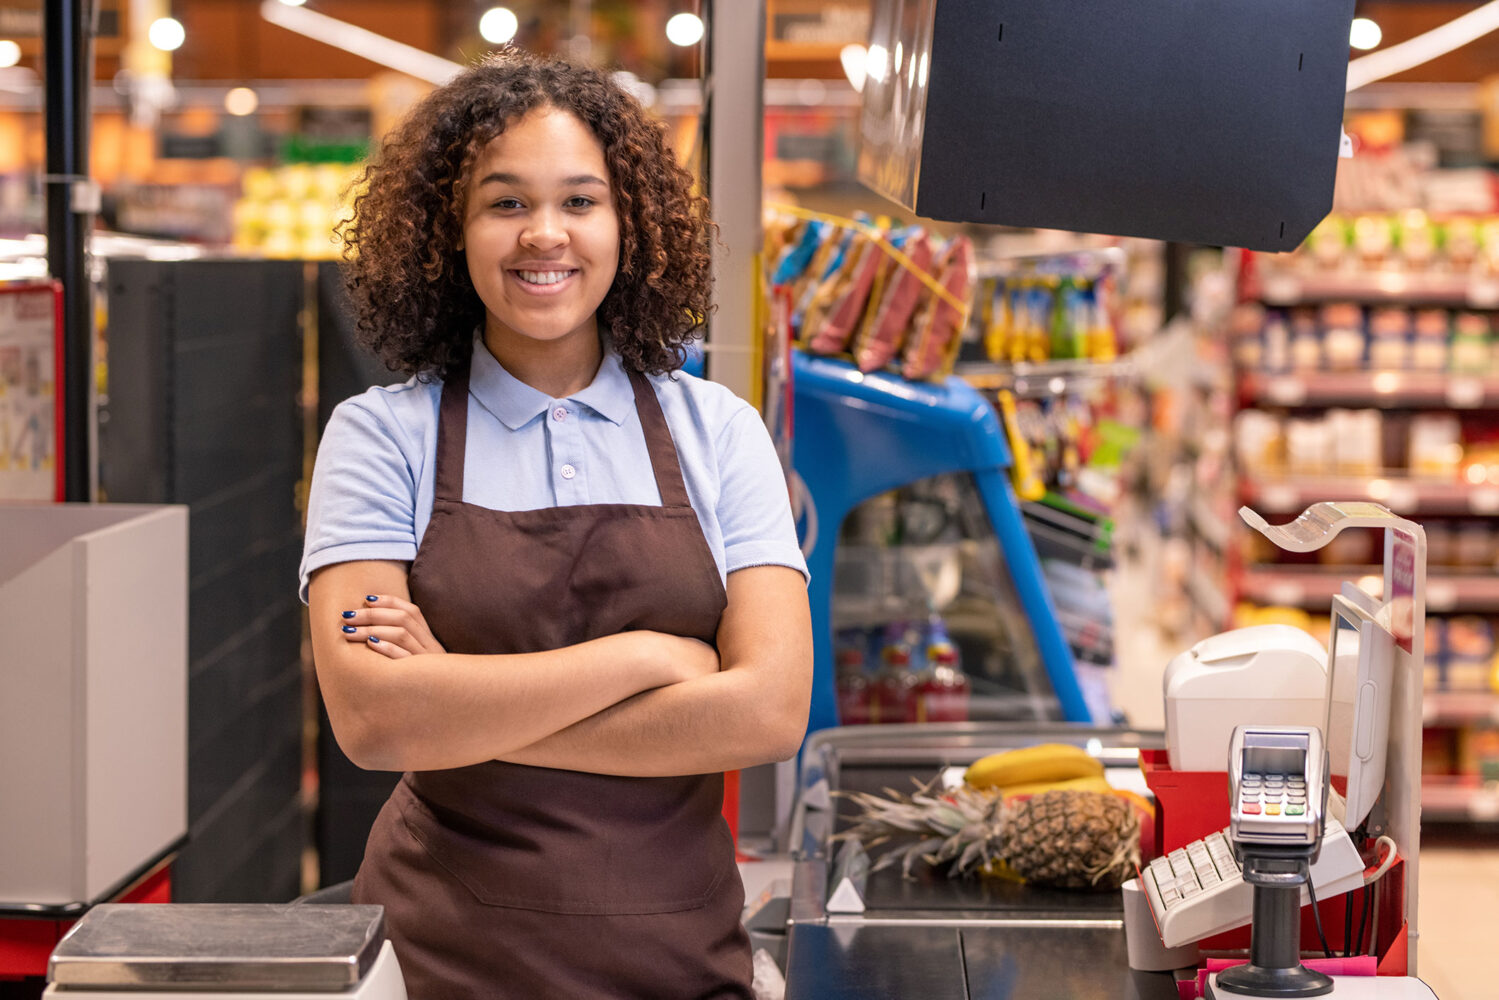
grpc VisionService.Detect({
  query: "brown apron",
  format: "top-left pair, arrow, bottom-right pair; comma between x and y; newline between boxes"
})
352,360 -> 751,999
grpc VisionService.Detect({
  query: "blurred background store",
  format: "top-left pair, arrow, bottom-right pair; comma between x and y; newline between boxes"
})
3,2 -> 1499,998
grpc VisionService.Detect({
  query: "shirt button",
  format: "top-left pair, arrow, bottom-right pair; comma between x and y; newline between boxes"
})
560,464 -> 577,480
553,407 -> 568,422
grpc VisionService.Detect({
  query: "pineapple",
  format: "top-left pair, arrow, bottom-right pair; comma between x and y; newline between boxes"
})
835,778 -> 1140,890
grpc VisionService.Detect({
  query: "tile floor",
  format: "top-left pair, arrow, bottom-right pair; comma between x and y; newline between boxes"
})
1414,834 -> 1499,1000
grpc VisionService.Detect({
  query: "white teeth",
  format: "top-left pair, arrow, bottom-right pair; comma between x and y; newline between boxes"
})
517,270 -> 571,286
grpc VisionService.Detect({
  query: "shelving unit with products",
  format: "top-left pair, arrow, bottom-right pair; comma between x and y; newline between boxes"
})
1220,192 -> 1499,822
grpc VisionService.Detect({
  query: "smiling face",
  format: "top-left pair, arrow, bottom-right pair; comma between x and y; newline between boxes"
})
460,107 -> 621,363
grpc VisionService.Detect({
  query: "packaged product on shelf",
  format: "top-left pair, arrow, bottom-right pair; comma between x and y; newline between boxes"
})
1261,310 -> 1292,373
1233,409 -> 1285,476
1379,410 -> 1412,471
1411,309 -> 1451,371
1457,727 -> 1499,782
1305,214 -> 1348,269
1443,216 -> 1480,271
1329,408 -> 1383,476
1317,524 -> 1375,566
1454,521 -> 1497,569
1285,416 -> 1334,477
1443,615 -> 1495,691
1450,311 -> 1492,373
1422,727 -> 1456,774
805,230 -> 885,354
871,625 -> 919,724
1288,308 -> 1323,371
902,235 -> 975,380
834,631 -> 873,725
771,218 -> 826,286
981,276 -> 1009,361
793,224 -> 857,333
1320,302 -> 1366,371
1367,307 -> 1413,369
914,618 -> 970,723
1425,521 -> 1456,568
853,228 -> 934,372
1230,302 -> 1267,369
1480,218 -> 1499,273
1407,413 -> 1463,478
1352,214 -> 1396,269
1398,212 -> 1438,270
1424,617 -> 1447,690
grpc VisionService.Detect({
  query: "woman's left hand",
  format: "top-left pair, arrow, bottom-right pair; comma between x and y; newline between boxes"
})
338,594 -> 447,659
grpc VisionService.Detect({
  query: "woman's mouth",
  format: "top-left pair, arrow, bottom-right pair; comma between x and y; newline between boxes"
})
513,268 -> 578,289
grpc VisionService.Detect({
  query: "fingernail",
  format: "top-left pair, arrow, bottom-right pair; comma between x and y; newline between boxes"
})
368,636 -> 381,644
342,610 -> 356,618
365,595 -> 379,602
342,625 -> 357,633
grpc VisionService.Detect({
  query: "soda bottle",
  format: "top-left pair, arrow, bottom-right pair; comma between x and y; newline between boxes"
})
834,635 -> 873,726
872,626 -> 918,724
916,619 -> 971,722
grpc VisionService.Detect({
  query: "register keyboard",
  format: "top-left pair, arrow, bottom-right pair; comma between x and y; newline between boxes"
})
1141,825 -> 1365,949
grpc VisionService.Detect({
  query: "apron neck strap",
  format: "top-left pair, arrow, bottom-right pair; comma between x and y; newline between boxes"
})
433,362 -> 470,502
626,368 -> 691,509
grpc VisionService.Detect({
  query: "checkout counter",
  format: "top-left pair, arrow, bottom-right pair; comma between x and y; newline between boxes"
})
782,722 -> 1174,1000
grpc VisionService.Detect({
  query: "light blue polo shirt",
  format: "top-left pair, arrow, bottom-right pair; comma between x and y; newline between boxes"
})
299,335 -> 808,602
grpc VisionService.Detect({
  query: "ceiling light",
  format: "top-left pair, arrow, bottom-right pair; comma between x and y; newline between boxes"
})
1350,17 -> 1383,50
0,40 -> 19,69
665,13 -> 704,47
478,7 -> 518,45
277,0 -> 307,6
224,86 -> 259,116
148,17 -> 185,52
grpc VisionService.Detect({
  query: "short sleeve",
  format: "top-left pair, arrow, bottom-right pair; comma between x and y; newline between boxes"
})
715,405 -> 809,584
298,400 -> 420,602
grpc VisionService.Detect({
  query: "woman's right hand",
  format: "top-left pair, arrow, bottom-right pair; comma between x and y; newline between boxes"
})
647,633 -> 721,685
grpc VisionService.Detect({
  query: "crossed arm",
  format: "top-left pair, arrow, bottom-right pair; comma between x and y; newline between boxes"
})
308,559 -> 812,776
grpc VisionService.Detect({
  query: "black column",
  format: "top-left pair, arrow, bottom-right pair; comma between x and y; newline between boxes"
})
44,0 -> 93,501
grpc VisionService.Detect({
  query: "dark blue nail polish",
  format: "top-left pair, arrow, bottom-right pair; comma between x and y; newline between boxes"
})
342,610 -> 356,618
368,636 -> 381,644
342,625 -> 357,633
366,595 -> 379,602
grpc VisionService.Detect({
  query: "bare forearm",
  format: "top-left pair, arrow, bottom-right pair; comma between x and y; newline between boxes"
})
501,668 -> 807,776
325,632 -> 681,772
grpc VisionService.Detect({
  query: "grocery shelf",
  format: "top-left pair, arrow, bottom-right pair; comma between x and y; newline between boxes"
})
1423,690 -> 1499,726
1255,270 -> 1499,308
1239,567 -> 1499,613
956,357 -> 1138,395
1242,477 -> 1499,516
1239,370 -> 1499,408
1422,777 -> 1499,823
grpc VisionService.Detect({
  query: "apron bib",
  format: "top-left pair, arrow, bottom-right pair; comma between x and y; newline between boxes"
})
352,361 -> 749,999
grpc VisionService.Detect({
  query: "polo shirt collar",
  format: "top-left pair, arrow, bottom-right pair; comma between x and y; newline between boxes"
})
468,333 -> 635,430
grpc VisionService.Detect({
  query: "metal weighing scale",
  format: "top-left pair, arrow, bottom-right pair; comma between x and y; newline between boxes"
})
43,905 -> 406,999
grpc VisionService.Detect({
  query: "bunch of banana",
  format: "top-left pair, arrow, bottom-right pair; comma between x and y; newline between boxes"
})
964,743 -> 1107,798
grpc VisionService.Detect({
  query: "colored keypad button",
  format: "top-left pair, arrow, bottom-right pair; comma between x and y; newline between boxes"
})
1266,804 -> 1281,815
1286,805 -> 1305,815
1242,803 -> 1262,814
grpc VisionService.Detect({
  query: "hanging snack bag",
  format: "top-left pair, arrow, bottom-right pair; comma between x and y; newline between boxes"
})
807,230 -> 886,355
853,229 -> 934,372
795,224 -> 858,342
902,235 -> 975,380
772,218 -> 826,287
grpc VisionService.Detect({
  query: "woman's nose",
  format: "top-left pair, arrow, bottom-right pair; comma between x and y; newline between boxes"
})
520,210 -> 568,251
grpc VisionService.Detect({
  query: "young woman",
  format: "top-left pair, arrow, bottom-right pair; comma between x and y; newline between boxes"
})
300,51 -> 812,999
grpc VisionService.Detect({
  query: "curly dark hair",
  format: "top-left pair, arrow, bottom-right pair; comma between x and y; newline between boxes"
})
338,50 -> 715,378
